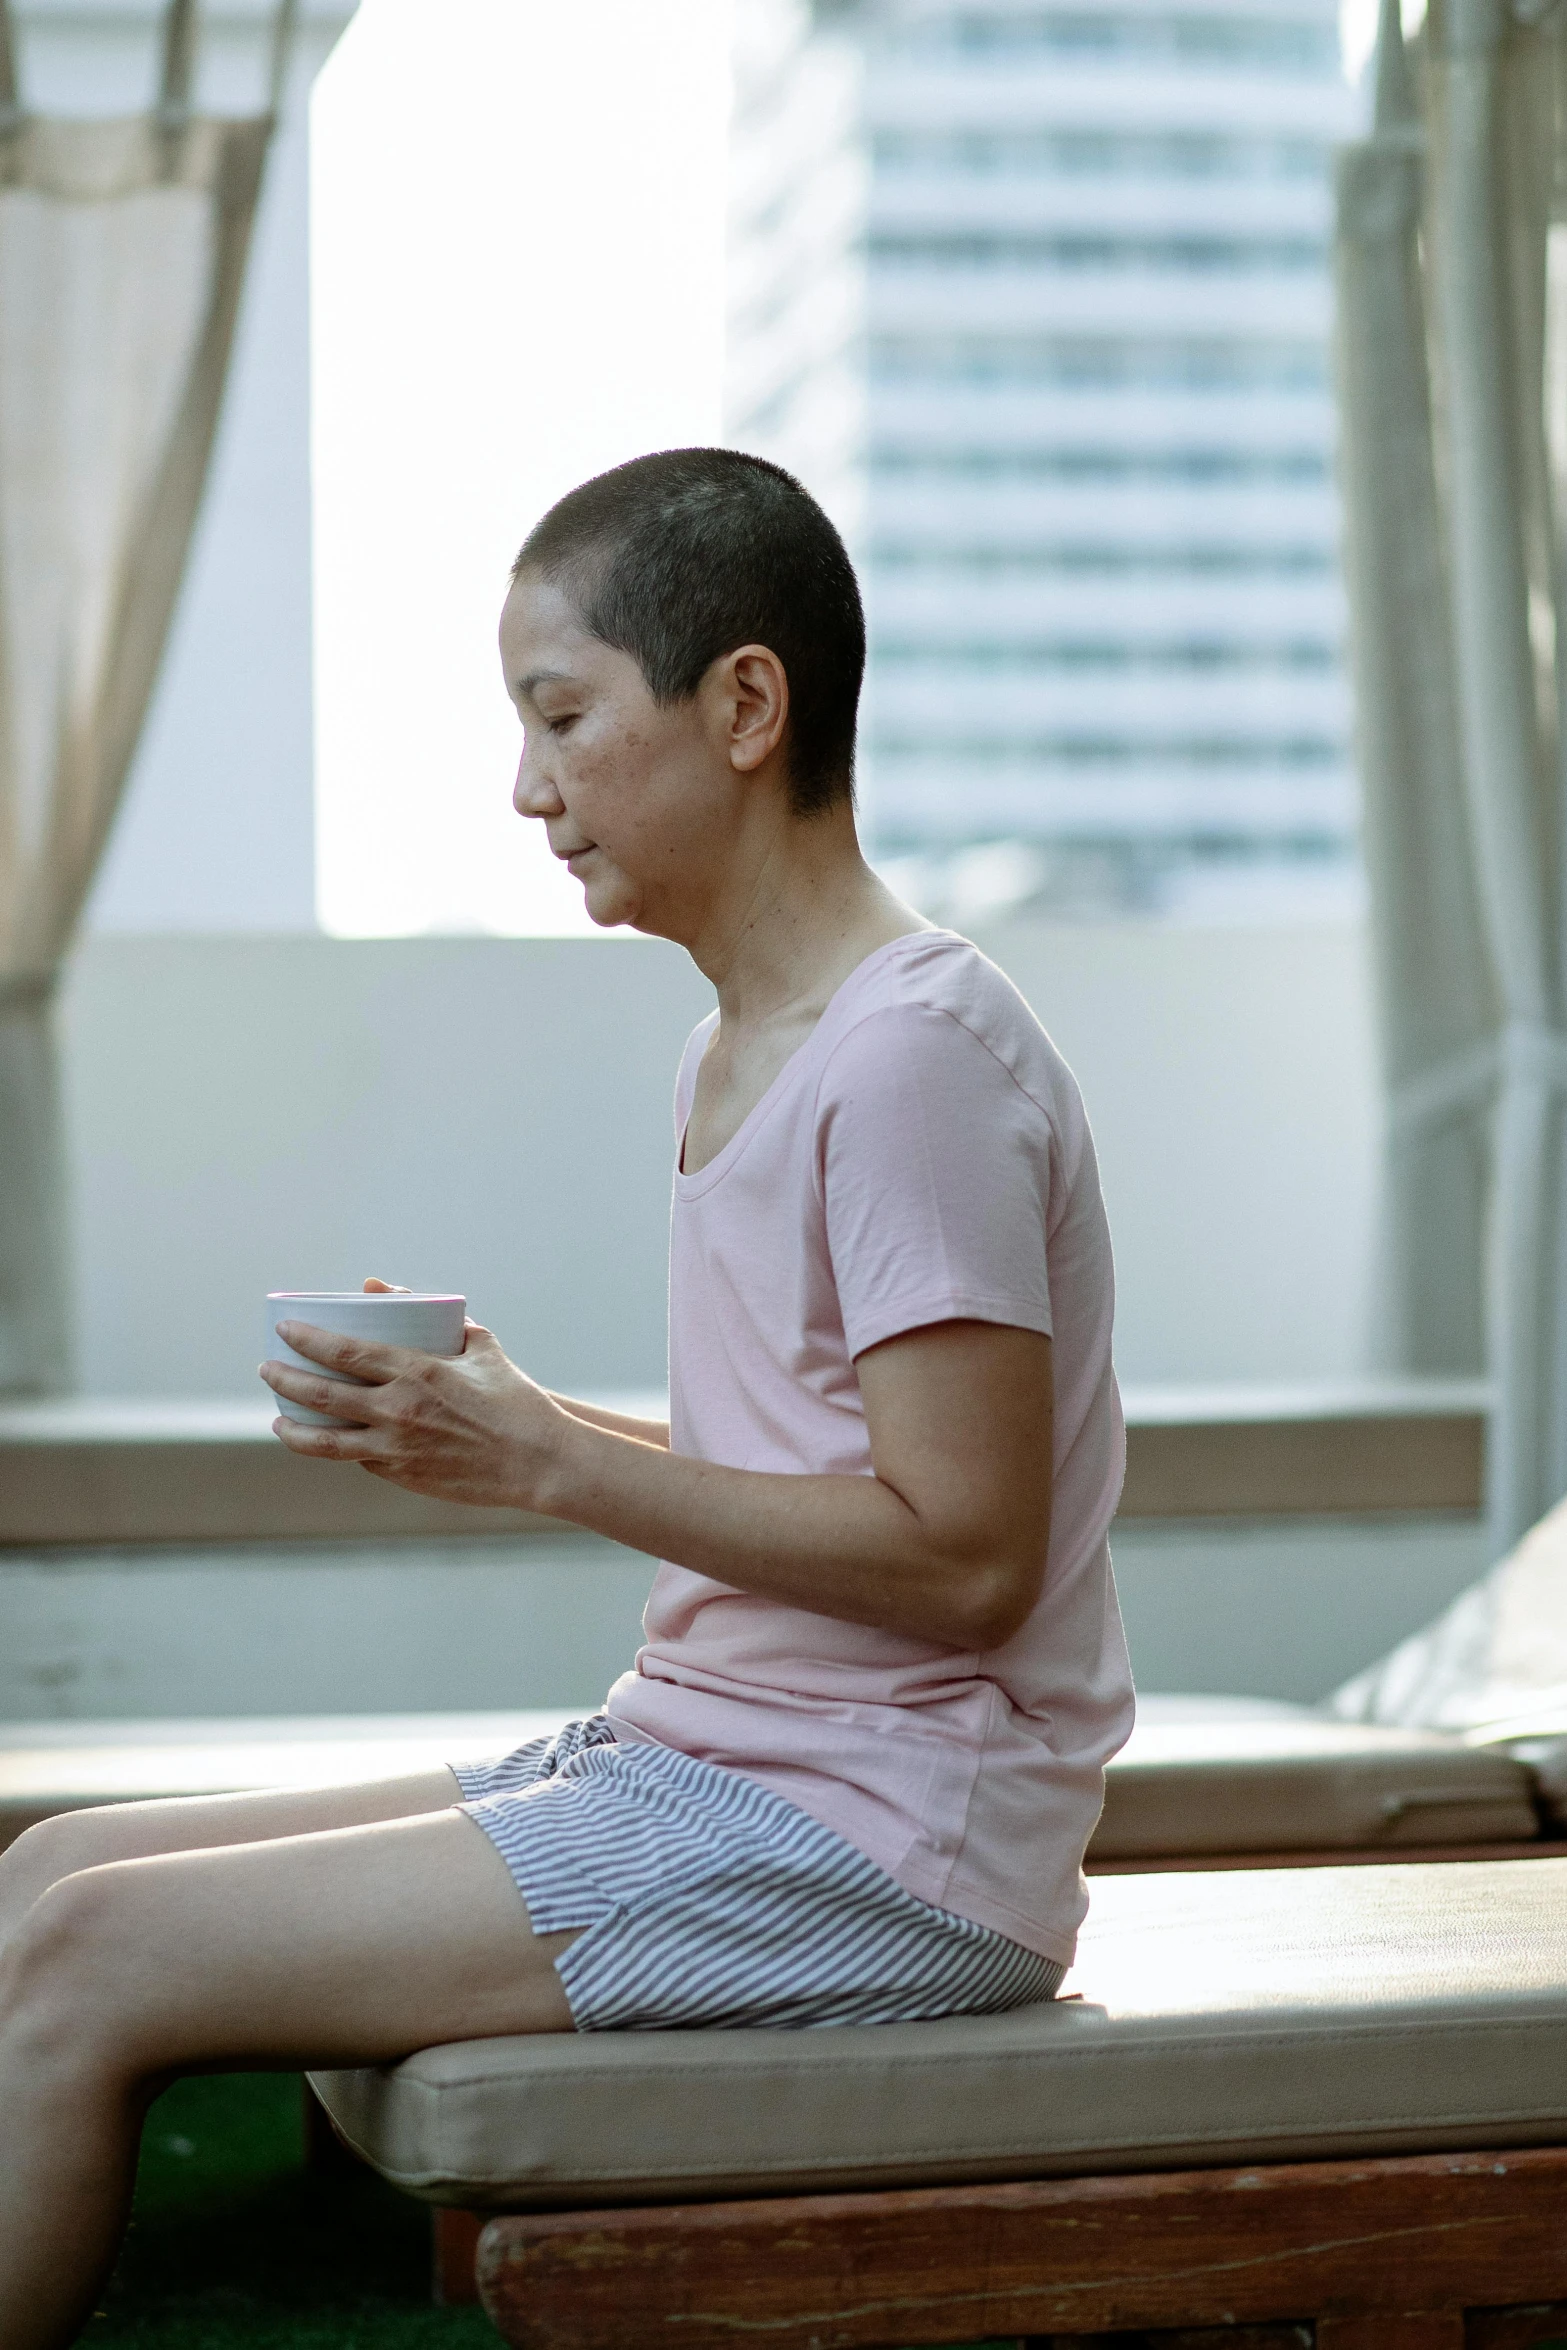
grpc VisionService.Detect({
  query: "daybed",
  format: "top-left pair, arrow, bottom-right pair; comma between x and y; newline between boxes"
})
309,1853 -> 1567,2346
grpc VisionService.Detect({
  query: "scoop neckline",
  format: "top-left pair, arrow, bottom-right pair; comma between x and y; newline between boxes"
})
675,927 -> 959,1197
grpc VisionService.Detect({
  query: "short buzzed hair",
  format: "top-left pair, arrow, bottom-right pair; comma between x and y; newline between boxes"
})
512,448 -> 864,817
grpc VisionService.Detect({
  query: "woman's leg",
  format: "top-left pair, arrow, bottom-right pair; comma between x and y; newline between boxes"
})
0,1805 -> 573,2350
0,1770 -> 463,1948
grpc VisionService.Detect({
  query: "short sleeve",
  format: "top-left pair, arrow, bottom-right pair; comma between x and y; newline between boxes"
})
816,1003 -> 1054,1360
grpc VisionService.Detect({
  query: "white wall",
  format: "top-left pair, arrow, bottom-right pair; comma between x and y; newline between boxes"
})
979,915 -> 1382,1383
28,912 -> 1472,1720
57,915 -> 1380,1397
61,932 -> 714,1398
0,1513 -> 1490,1721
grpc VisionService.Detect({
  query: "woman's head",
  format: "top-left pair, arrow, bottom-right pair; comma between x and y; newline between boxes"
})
511,448 -> 864,817
502,450 -> 866,935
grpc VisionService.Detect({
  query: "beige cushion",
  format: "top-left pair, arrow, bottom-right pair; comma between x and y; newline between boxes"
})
1092,1713 -> 1539,1858
0,1711 -> 574,1845
309,1855 -> 1567,2209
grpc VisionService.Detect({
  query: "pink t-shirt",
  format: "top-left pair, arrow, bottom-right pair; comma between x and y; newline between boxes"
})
604,930 -> 1134,1966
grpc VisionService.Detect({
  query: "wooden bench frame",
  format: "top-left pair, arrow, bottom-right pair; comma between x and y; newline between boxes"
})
425,2145 -> 1567,2348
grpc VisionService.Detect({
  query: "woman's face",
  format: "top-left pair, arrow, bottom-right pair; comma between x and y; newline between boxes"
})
500,568 -> 747,939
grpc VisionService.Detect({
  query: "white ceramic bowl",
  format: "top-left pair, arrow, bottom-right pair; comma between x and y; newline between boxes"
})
264,1291 -> 467,1426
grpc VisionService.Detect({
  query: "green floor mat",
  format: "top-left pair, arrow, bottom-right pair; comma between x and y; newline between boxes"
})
91,2072 -> 493,2348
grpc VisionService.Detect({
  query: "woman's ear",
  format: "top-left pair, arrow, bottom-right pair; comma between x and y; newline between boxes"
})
725,644 -> 790,774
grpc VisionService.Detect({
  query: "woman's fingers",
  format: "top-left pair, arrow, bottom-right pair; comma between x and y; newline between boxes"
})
262,1316 -> 559,1506
362,1277 -> 412,1294
261,1360 -> 379,1420
270,1319 -> 406,1380
270,1413 -> 385,1459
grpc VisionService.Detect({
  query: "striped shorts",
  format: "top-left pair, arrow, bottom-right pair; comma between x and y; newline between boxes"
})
452,1716 -> 1062,2032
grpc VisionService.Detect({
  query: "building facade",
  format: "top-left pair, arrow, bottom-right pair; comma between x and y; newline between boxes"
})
727,0 -> 1360,917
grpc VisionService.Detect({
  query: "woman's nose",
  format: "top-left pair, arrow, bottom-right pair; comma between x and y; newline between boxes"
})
514,746 -> 564,820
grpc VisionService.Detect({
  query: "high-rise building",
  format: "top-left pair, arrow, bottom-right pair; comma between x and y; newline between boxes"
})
726,0 -> 1361,917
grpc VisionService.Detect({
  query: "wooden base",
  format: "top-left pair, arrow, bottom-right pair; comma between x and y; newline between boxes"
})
1034,2331 -> 1313,2347
1468,2309 -> 1567,2347
474,2145 -> 1567,2349
432,2206 -> 484,2306
1043,2331 -> 1325,2350
1315,2318 -> 1464,2348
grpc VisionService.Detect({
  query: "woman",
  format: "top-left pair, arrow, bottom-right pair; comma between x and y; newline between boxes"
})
0,448 -> 1133,2347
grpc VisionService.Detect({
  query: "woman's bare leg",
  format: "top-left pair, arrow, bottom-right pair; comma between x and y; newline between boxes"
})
0,1770 -> 463,1948
0,1807 -> 574,2350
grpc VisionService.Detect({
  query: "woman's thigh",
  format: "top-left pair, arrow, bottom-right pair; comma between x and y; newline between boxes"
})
0,1770 -> 464,1943
7,1806 -> 575,2079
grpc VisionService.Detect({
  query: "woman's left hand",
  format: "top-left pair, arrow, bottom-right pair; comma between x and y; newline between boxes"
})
260,1318 -> 568,1511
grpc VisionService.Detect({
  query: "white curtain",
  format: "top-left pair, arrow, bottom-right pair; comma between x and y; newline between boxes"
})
0,1 -> 283,1389
1336,0 -> 1567,1551
1334,0 -> 1495,1383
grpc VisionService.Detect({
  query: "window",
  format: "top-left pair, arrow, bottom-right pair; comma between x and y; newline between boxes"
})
311,0 -> 729,937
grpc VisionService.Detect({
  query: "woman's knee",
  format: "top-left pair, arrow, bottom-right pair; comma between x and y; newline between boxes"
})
0,1867 -> 147,2080
3,1808 -> 94,1881
0,1810 -> 123,1925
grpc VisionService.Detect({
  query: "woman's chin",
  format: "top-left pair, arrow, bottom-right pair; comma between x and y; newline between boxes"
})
581,874 -> 638,929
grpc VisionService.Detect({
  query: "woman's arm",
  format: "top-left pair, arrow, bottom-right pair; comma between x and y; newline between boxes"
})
262,1317 -> 1051,1652
548,1395 -> 671,1446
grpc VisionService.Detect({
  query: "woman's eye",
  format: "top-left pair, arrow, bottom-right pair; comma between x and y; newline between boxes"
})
547,714 -> 578,735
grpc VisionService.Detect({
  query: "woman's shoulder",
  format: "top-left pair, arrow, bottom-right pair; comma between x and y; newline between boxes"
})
822,931 -> 1076,1118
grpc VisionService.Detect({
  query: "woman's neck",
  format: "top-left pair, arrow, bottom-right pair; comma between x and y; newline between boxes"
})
693,810 -> 932,1040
